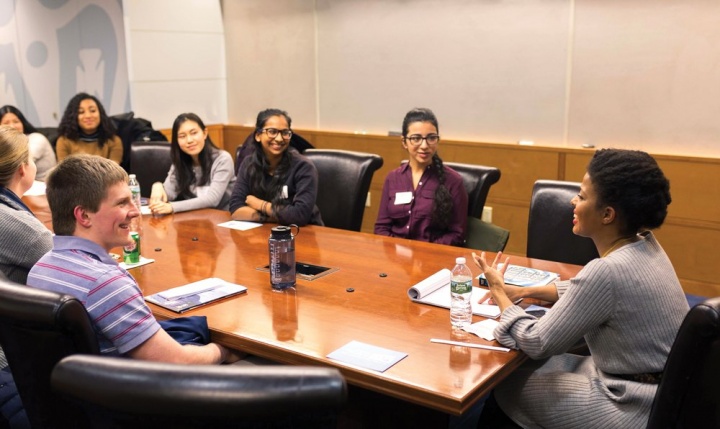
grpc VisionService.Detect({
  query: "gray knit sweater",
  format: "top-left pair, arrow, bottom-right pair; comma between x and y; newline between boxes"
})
163,150 -> 236,213
0,193 -> 53,284
493,231 -> 689,429
0,190 -> 53,370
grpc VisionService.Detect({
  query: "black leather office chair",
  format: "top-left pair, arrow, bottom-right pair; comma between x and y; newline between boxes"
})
129,141 -> 172,197
0,278 -> 99,429
112,112 -> 168,172
52,354 -> 348,429
444,162 -> 501,218
305,149 -> 384,231
646,297 -> 720,429
527,180 -> 599,265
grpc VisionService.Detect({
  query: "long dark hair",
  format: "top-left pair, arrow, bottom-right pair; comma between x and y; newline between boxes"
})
402,108 -> 452,234
57,93 -> 117,148
170,113 -> 219,201
0,105 -> 38,134
247,108 -> 294,211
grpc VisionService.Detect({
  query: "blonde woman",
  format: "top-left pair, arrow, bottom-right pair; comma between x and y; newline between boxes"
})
0,125 -> 53,284
0,125 -> 53,428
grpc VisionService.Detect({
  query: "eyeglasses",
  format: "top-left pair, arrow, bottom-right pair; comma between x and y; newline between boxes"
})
261,128 -> 293,139
404,134 -> 440,147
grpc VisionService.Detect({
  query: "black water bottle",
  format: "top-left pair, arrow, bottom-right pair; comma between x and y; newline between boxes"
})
269,225 -> 299,290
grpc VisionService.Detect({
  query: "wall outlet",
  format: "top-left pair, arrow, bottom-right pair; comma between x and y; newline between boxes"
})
482,206 -> 493,223
366,192 -> 371,207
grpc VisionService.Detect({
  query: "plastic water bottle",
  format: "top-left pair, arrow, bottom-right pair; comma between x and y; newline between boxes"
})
128,174 -> 142,213
450,257 -> 473,328
269,225 -> 299,290
123,175 -> 143,263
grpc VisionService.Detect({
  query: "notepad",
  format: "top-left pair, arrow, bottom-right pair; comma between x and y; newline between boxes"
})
408,269 -> 501,319
477,265 -> 559,287
145,278 -> 247,313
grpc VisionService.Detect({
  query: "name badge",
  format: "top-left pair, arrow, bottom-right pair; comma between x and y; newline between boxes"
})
281,185 -> 288,199
394,191 -> 413,205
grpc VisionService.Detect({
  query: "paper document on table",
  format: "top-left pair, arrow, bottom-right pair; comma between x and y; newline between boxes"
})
463,319 -> 500,341
145,278 -> 247,313
477,264 -> 559,287
408,269 -> 501,319
217,220 -> 263,231
327,341 -> 407,372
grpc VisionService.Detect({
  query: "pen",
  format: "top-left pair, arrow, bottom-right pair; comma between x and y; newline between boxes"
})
430,338 -> 511,352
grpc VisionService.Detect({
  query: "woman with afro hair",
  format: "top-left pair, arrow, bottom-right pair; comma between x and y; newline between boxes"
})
473,149 -> 689,429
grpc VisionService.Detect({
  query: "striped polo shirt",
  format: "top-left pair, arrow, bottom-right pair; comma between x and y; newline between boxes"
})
27,235 -> 161,355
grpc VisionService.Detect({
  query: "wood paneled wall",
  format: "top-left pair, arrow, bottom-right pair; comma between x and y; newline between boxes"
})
181,124 -> 720,298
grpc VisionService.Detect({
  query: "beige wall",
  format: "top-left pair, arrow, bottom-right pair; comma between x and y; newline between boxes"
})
216,1 -> 720,296
222,0 -> 720,158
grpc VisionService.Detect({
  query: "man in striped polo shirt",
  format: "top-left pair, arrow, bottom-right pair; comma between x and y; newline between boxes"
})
27,154 -> 237,364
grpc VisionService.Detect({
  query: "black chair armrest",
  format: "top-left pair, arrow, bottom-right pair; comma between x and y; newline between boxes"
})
51,354 -> 347,419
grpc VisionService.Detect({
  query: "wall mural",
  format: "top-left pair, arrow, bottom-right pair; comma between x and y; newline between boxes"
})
0,0 -> 129,127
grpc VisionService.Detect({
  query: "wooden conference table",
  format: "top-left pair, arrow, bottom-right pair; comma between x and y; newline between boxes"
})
23,198 -> 582,417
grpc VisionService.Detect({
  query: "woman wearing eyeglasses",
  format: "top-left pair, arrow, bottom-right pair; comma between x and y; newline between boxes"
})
374,108 -> 468,246
229,108 -> 322,226
149,113 -> 235,214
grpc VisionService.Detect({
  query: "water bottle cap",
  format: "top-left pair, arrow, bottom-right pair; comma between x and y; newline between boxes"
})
456,257 -> 466,264
129,174 -> 136,179
270,226 -> 292,238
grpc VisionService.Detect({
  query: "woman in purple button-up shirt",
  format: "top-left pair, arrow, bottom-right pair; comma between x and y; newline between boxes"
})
374,108 -> 468,246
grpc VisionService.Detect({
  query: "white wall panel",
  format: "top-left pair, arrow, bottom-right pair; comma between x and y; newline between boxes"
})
130,32 -> 226,81
126,0 -> 221,32
131,80 -> 227,129
124,0 -> 227,126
